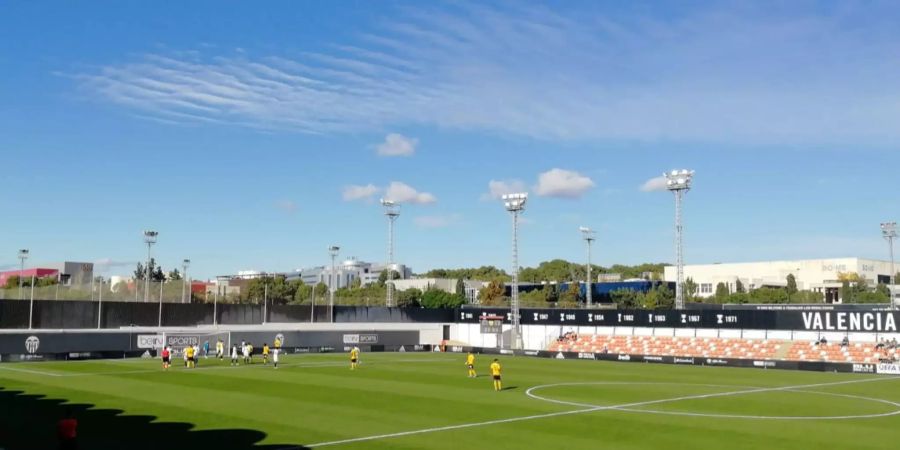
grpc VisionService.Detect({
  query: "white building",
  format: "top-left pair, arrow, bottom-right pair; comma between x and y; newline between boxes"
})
291,258 -> 412,290
664,257 -> 898,303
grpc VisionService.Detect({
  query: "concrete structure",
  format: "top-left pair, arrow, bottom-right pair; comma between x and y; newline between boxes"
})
0,261 -> 93,287
392,278 -> 460,294
664,258 -> 898,303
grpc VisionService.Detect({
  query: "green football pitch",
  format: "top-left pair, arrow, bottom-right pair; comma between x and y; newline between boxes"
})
0,352 -> 898,449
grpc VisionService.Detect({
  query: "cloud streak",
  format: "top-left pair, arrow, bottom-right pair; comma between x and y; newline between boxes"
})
377,133 -> 417,156
76,2 -> 900,144
640,176 -> 669,192
343,184 -> 380,201
384,181 -> 436,205
534,168 -> 595,198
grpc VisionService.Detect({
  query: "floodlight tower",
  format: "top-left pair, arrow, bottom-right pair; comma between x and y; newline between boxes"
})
579,227 -> 596,308
142,230 -> 158,302
502,193 -> 528,350
381,199 -> 401,307
17,249 -> 29,300
328,245 -> 340,322
882,222 -> 897,309
181,259 -> 191,303
665,170 -> 694,310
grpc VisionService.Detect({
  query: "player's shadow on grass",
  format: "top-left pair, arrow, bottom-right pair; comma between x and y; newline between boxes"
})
0,387 -> 310,450
502,386 -> 518,391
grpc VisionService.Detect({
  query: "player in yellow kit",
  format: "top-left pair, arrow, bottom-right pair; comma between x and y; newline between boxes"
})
262,343 -> 270,365
350,346 -> 360,370
185,345 -> 196,369
490,358 -> 502,391
465,352 -> 476,378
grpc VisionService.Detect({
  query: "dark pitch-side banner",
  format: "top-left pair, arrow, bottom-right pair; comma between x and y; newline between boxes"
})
458,308 -> 899,332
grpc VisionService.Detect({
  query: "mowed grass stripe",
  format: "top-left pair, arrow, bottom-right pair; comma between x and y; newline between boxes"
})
2,353 -> 899,449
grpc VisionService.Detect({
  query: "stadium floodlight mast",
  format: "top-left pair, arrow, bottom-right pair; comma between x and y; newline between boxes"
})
579,227 -> 596,308
143,230 -> 158,303
381,199 -> 401,307
181,259 -> 191,304
882,222 -> 897,309
17,249 -> 29,301
329,245 -> 340,322
502,192 -> 528,350
665,169 -> 694,310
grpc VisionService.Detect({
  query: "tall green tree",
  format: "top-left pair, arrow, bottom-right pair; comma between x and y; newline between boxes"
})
683,277 -> 698,302
735,278 -> 745,293
479,280 -> 506,306
786,274 -> 798,299
167,269 -> 182,281
715,282 -> 730,300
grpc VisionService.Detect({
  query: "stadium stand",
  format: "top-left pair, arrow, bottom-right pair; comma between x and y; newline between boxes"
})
547,334 -> 899,363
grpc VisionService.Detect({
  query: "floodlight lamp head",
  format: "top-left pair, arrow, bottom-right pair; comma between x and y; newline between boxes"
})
664,169 -> 694,191
579,226 -> 590,232
502,192 -> 528,211
328,245 -> 340,255
183,258 -> 191,266
18,249 -> 29,258
143,230 -> 159,244
883,222 -> 898,237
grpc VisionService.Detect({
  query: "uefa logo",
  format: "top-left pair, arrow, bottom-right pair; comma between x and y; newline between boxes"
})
24,336 -> 40,354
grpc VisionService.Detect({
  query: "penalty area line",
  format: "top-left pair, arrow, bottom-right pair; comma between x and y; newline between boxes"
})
303,375 -> 900,448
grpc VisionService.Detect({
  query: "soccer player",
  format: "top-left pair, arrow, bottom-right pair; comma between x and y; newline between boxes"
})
161,346 -> 171,370
216,339 -> 224,360
183,346 -> 189,367
242,342 -> 250,364
490,358 -> 502,391
272,347 -> 280,369
185,345 -> 196,369
274,336 -> 282,349
193,344 -> 201,367
350,346 -> 360,370
466,352 -> 476,378
262,343 -> 270,365
57,408 -> 78,450
230,344 -> 239,366
203,340 -> 210,359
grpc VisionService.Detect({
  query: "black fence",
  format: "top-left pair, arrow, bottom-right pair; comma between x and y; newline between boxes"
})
1,300 -> 898,333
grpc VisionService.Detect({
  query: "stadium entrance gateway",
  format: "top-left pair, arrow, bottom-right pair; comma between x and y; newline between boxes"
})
480,314 -> 504,349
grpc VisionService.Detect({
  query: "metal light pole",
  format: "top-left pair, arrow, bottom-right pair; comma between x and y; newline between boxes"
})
328,246 -> 340,322
502,193 -> 527,350
181,259 -> 190,303
579,227 -> 596,308
143,230 -> 158,302
665,169 -> 694,310
17,249 -> 29,300
97,276 -> 104,329
381,199 -> 400,307
882,222 -> 897,309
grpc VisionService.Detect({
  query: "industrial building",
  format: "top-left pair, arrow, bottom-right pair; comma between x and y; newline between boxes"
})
0,261 -> 94,287
664,257 -> 897,303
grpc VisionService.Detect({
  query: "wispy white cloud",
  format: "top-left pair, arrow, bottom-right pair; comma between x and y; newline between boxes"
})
377,133 -> 417,156
384,181 -> 436,205
414,214 -> 461,228
482,179 -> 527,200
343,184 -> 380,201
534,168 -> 595,198
94,258 -> 138,271
75,2 -> 900,144
640,176 -> 669,192
275,199 -> 298,213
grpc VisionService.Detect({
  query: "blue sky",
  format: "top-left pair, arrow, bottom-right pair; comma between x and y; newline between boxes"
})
1,1 -> 898,279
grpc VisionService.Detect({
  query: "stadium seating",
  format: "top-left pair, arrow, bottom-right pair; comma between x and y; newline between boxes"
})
548,335 -> 782,360
783,341 -> 896,364
547,334 -> 898,363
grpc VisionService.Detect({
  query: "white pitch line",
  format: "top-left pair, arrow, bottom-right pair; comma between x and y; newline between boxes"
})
0,356 -> 458,378
0,365 -> 65,377
304,376 -> 900,448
